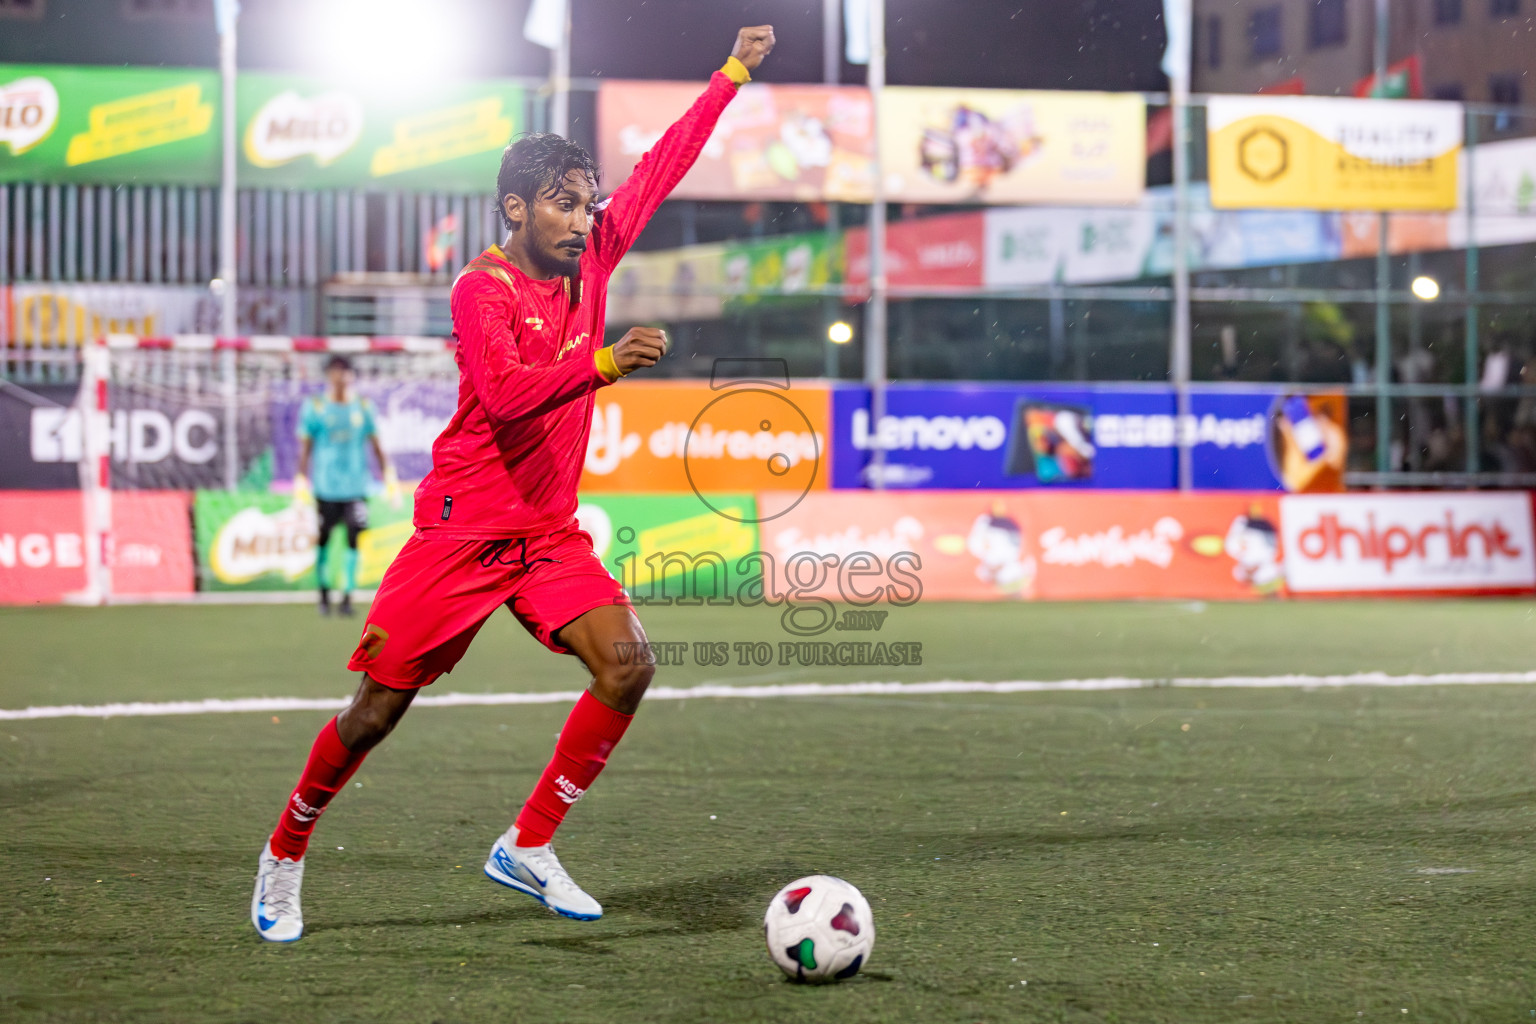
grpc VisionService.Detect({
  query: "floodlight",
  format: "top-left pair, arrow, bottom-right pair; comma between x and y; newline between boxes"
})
828,321 -> 854,344
1411,276 -> 1440,301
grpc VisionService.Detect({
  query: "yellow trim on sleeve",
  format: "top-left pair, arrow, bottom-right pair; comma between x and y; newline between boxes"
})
720,56 -> 752,86
594,346 -> 624,383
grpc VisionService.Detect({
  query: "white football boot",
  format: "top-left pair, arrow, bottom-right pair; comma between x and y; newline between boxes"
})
251,841 -> 305,942
483,826 -> 602,921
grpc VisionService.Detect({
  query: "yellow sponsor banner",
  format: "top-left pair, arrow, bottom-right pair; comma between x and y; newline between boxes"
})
878,87 -> 1145,205
370,97 -> 513,178
1207,96 -> 1462,211
65,82 -> 213,166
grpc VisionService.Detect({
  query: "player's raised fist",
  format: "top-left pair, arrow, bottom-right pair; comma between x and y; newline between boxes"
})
612,326 -> 669,375
732,25 -> 776,72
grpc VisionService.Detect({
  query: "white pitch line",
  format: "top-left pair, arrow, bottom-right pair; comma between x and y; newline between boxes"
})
5,671 -> 1536,721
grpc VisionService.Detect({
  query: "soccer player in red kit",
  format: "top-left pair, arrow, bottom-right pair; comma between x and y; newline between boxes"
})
251,26 -> 776,942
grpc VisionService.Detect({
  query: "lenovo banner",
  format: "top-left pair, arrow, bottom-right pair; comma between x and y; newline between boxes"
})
829,384 -> 1343,492
1280,493 -> 1536,594
0,490 -> 193,604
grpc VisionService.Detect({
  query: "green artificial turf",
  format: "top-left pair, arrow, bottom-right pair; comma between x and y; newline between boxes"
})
3,601 -> 1536,1022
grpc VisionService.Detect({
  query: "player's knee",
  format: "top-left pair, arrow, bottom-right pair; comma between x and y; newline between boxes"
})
593,658 -> 654,708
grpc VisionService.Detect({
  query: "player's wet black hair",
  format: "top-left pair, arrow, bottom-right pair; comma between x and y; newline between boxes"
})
325,355 -> 354,373
495,133 -> 600,232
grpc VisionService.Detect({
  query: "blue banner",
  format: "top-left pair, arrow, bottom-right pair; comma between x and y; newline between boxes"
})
830,384 -> 1292,491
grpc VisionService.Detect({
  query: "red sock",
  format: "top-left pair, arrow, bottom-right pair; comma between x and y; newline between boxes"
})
514,691 -> 633,847
270,718 -> 367,861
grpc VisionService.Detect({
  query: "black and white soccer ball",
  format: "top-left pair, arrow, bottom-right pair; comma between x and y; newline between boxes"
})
763,874 -> 875,983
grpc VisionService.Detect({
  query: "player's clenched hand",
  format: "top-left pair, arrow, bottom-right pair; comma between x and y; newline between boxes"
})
612,326 -> 669,375
732,25 -> 775,72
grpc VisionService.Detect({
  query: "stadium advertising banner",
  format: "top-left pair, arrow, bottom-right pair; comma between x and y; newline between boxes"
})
758,490 -> 1285,602
0,283 -> 314,348
598,81 -> 874,202
580,380 -> 829,496
0,63 -> 219,185
575,494 -> 760,602
0,63 -> 523,190
237,73 -> 523,192
1280,492 -> 1536,594
0,375 -> 270,492
843,212 -> 985,293
608,244 -> 727,325
829,384 -> 1343,492
878,87 -> 1145,205
0,490 -> 192,603
193,490 -> 411,592
722,232 -> 840,307
1207,96 -> 1462,211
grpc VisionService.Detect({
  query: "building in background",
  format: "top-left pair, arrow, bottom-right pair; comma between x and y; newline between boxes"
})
1193,0 -> 1536,107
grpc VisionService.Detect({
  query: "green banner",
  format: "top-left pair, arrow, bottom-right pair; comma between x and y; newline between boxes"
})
194,490 -> 412,592
577,494 -> 760,604
0,63 -> 220,185
722,232 -> 841,308
0,63 -> 523,191
238,73 -> 523,192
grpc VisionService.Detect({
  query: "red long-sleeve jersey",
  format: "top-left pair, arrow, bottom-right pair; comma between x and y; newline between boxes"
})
413,69 -> 743,539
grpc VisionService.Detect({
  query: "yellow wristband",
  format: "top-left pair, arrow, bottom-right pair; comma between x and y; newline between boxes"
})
594,346 -> 624,383
720,56 -> 752,86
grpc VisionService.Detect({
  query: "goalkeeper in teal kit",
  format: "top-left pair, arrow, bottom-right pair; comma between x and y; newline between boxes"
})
295,355 -> 397,617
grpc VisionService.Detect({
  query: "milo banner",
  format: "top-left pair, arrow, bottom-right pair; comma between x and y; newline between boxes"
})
1207,96 -> 1462,211
877,87 -> 1145,205
238,73 -> 524,192
193,490 -> 412,592
0,64 -> 219,185
0,63 -> 523,191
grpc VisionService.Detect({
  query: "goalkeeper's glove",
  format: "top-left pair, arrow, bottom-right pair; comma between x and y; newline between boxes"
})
292,473 -> 314,507
383,464 -> 403,508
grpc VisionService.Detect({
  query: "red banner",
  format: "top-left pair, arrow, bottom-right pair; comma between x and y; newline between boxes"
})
844,212 -> 986,295
0,491 -> 193,604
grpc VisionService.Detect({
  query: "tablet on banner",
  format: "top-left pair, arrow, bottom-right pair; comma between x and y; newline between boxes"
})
1280,493 -> 1536,593
0,491 -> 193,604
759,491 -> 1285,602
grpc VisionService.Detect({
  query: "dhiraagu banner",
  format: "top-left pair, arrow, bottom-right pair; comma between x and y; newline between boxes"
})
1207,96 -> 1462,211
238,73 -> 523,192
0,63 -> 219,185
194,490 -> 412,592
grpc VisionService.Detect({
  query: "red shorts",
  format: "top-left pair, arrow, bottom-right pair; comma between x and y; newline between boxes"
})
347,524 -> 629,689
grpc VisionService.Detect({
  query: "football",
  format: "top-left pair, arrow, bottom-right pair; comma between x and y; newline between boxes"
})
763,875 -> 875,983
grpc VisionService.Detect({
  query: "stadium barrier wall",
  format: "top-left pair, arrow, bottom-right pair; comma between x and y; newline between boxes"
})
5,488 -> 1526,606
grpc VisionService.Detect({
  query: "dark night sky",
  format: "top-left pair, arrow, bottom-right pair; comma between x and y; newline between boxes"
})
1,0 -> 1170,92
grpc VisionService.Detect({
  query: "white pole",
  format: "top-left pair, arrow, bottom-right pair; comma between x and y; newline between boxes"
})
864,0 -> 887,490
1162,0 -> 1193,492
217,3 -> 237,339
823,0 -> 840,87
550,0 -> 572,137
217,3 -> 240,491
75,339 -> 112,606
